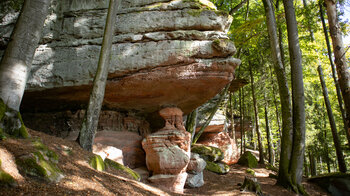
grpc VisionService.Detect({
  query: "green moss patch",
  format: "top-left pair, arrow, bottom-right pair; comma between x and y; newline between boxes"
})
15,139 -> 63,183
0,159 -> 17,187
246,168 -> 255,176
240,176 -> 263,195
205,161 -> 229,174
238,151 -> 258,168
105,159 -> 140,181
0,99 -> 29,139
89,155 -> 105,172
191,144 -> 224,162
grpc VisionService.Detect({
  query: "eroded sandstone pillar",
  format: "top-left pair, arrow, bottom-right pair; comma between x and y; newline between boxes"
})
141,107 -> 191,193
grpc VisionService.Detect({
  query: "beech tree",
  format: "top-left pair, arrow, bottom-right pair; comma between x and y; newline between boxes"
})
324,0 -> 350,150
0,0 -> 50,137
79,0 -> 119,151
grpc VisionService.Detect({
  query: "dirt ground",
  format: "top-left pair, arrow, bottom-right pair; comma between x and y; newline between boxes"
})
0,129 -> 329,196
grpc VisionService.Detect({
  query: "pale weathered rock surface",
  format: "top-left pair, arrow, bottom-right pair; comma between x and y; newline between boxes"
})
0,0 -> 239,114
92,143 -> 124,165
197,132 -> 239,165
142,107 -> 191,193
94,131 -> 146,169
186,153 -> 206,188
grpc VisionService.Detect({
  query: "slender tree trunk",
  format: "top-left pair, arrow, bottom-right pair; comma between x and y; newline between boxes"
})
242,88 -> 246,153
324,128 -> 331,173
186,108 -> 197,142
321,1 -> 350,149
262,0 -> 293,189
249,64 -> 264,164
79,0 -> 119,151
0,0 -> 50,136
304,155 -> 309,178
230,93 -> 236,141
283,0 -> 306,191
264,93 -> 275,166
240,88 -> 244,155
193,84 -> 230,144
276,0 -> 286,68
309,151 -> 317,176
318,65 -> 347,173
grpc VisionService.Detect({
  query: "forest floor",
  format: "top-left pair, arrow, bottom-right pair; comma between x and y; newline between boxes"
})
0,129 -> 329,196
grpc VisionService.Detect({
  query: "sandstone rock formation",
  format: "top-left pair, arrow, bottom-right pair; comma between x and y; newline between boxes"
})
142,107 -> 191,193
0,0 -> 240,115
197,132 -> 239,165
94,131 -> 146,169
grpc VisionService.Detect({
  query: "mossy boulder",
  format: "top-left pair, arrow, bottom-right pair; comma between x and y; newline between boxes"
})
0,99 -> 29,139
89,155 -> 105,172
191,144 -> 224,162
246,168 -> 255,176
0,159 -> 17,187
205,161 -> 229,174
237,151 -> 258,168
15,139 -> 63,183
105,158 -> 140,181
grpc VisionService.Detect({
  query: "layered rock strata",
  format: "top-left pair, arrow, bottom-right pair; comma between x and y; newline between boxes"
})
0,0 -> 240,114
142,107 -> 191,193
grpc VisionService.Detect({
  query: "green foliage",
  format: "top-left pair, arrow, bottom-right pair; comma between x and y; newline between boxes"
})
238,151 -> 258,168
205,161 -> 229,174
191,144 -> 224,162
105,158 -> 140,181
89,155 -> 105,172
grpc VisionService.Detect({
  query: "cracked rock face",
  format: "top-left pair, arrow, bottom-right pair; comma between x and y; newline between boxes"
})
1,0 -> 240,114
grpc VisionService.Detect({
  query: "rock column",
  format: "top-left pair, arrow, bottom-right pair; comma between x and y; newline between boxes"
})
142,107 -> 191,193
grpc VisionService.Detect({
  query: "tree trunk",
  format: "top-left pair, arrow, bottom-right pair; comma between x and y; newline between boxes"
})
262,0 -> 293,189
264,94 -> 275,166
317,65 -> 347,173
193,84 -> 230,144
323,128 -> 331,173
309,151 -> 317,176
186,108 -> 197,142
0,0 -> 50,136
249,64 -> 264,164
79,0 -> 119,151
240,88 -> 244,155
321,1 -> 350,150
283,0 -> 306,191
230,93 -> 236,141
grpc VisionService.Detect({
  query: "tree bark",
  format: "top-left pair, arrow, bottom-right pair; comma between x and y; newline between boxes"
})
321,1 -> 350,150
186,108 -> 197,142
79,0 -> 119,151
193,84 -> 230,144
0,0 -> 50,110
262,0 -> 293,189
0,0 -> 50,136
249,63 -> 264,164
230,93 -> 236,141
264,93 -> 275,166
283,0 -> 306,190
309,151 -> 317,176
317,65 -> 347,173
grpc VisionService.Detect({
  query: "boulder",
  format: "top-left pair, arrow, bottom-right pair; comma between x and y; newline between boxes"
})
186,172 -> 204,188
240,176 -> 263,196
105,158 -> 140,181
89,155 -> 105,172
187,153 -> 206,174
133,167 -> 150,183
205,161 -> 230,174
94,131 -> 145,169
197,132 -> 239,165
0,159 -> 17,187
238,151 -> 258,168
92,143 -> 123,165
191,144 -> 224,162
308,173 -> 350,196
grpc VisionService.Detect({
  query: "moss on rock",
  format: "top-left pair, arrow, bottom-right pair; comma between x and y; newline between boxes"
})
205,161 -> 229,174
89,155 -> 105,172
191,144 -> 224,162
246,168 -> 255,176
237,151 -> 258,168
240,176 -> 263,195
16,151 -> 63,183
105,158 -> 140,181
15,139 -> 63,183
0,99 -> 29,139
0,159 -> 17,187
